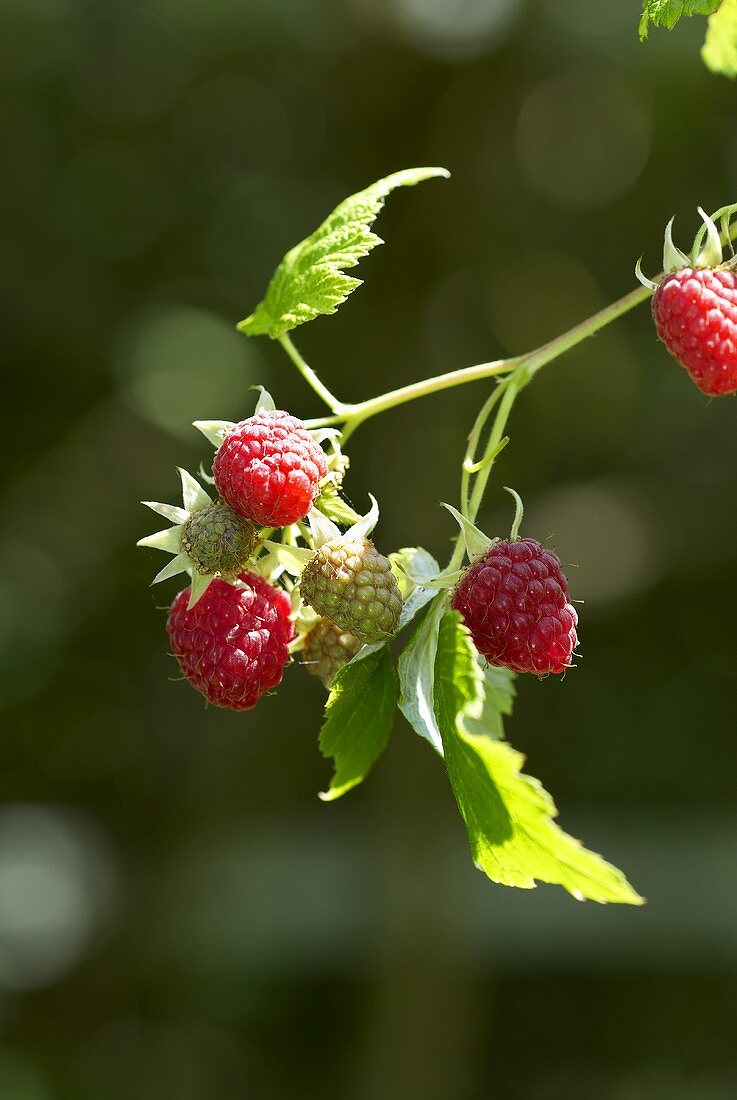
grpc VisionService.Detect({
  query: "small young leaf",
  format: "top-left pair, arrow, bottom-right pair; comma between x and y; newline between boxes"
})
315,494 -> 362,526
702,0 -> 737,76
398,593 -> 447,756
434,612 -> 643,904
639,0 -> 720,39
239,167 -> 450,339
389,546 -> 440,598
319,644 -> 398,801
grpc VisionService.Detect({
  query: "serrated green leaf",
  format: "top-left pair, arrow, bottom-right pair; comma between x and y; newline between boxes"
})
239,167 -> 450,339
319,644 -> 398,801
466,662 -> 517,741
434,612 -> 643,904
398,593 -> 447,756
639,0 -> 721,39
702,0 -> 737,75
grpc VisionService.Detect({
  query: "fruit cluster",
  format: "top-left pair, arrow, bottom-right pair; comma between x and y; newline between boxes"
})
139,395 -> 584,713
139,398 -> 406,709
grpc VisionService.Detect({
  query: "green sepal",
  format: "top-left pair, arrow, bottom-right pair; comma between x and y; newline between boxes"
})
137,527 -> 182,553
193,420 -> 236,448
187,569 -> 217,610
262,540 -> 312,576
307,507 -> 342,549
142,501 -> 189,525
178,467 -> 212,512
151,553 -> 190,586
389,547 -> 439,598
251,385 -> 276,413
314,493 -> 362,527
441,503 -> 492,562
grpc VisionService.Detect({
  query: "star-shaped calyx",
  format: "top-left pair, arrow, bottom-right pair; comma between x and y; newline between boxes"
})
137,468 -> 260,608
636,205 -> 737,291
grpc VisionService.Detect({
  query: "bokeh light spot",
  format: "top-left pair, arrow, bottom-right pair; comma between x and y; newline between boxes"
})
541,0 -> 631,36
70,4 -> 193,123
516,70 -> 651,208
0,806 -> 116,990
391,0 -> 521,60
525,480 -> 659,607
56,142 -> 173,260
117,305 -> 266,438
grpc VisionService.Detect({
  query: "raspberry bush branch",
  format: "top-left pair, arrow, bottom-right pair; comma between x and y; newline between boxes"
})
139,167 -> 737,907
277,332 -> 346,415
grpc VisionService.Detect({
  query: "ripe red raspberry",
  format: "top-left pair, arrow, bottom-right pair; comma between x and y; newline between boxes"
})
652,266 -> 737,396
451,538 -> 578,676
213,410 -> 328,528
166,571 -> 294,710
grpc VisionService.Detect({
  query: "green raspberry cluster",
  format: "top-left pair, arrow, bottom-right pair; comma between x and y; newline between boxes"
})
181,502 -> 259,576
300,535 -> 402,644
303,619 -> 362,688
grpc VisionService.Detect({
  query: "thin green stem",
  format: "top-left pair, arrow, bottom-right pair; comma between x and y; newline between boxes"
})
278,334 -> 347,413
446,378 -> 523,572
296,282 -> 654,441
468,378 -> 523,525
334,282 -> 652,439
344,356 -> 516,433
460,384 -> 505,519
517,283 -> 652,383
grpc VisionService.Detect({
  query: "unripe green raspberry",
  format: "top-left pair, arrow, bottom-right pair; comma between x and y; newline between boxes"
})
303,619 -> 362,688
181,502 -> 259,575
300,536 -> 402,644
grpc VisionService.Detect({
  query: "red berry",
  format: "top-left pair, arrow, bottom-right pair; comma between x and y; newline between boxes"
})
166,572 -> 294,710
652,266 -> 737,396
451,538 -> 578,676
213,410 -> 328,527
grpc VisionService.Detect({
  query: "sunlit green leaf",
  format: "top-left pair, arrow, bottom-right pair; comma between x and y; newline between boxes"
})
319,644 -> 397,801
239,167 -> 449,339
434,612 -> 643,904
639,0 -> 721,39
702,0 -> 737,76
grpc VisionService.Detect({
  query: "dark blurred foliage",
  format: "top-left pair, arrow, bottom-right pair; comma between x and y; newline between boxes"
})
2,0 -> 737,1097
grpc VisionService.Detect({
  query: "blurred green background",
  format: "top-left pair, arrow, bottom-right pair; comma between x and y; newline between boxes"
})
2,0 -> 737,1096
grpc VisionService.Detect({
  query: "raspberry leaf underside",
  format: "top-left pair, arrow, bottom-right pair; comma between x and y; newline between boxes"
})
238,167 -> 450,339
434,612 -> 643,904
318,644 -> 398,801
397,593 -> 447,756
